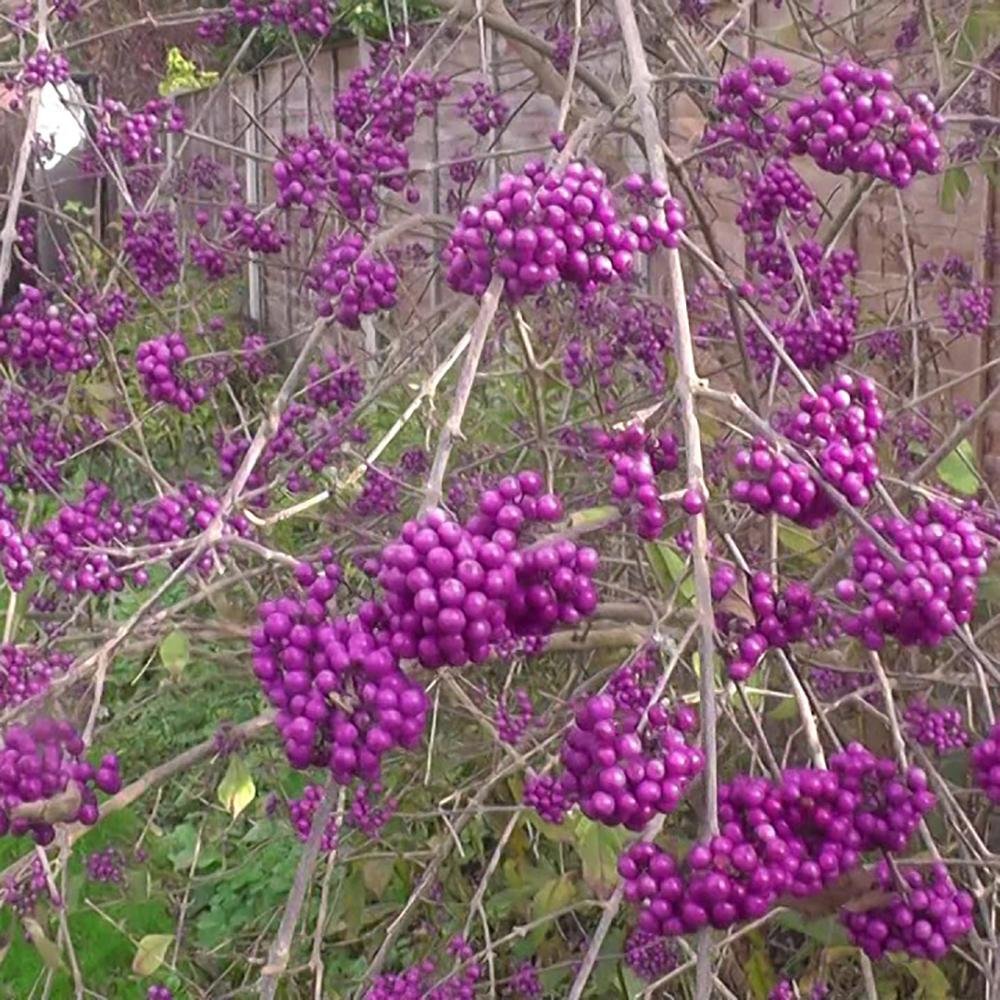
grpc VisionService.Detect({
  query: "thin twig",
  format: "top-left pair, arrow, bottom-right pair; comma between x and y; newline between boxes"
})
423,275 -> 503,509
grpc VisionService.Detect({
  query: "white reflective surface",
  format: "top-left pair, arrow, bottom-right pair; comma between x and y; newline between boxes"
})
36,80 -> 87,163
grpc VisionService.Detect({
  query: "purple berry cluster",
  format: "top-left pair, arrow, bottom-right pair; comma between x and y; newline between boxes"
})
274,45 -> 447,228
93,98 -> 184,168
135,334 -> 209,413
458,80 -> 508,135
376,475 -> 597,667
288,784 -> 339,851
0,284 -> 99,374
523,773 -> 572,824
1,857 -> 55,916
783,374 -> 883,505
732,375 -> 882,525
903,699 -> 969,755
364,937 -> 481,1000
835,500 -> 988,650
443,159 -> 685,300
841,861 -> 974,960
253,597 -> 430,782
17,48 -> 70,91
505,960 -> 541,998
143,481 -> 253,574
85,846 -> 126,884
527,657 -> 702,830
592,424 -> 679,540
0,517 -> 33,591
221,202 -> 288,255
737,159 -> 817,238
971,722 -> 1000,804
34,480 -> 143,595
16,215 -> 36,266
624,927 -> 677,982
731,439 -> 835,527
619,745 -> 934,937
122,211 -> 182,297
348,781 -> 397,838
0,717 -> 122,845
564,287 -> 676,391
939,282 -> 993,338
786,61 -> 944,187
867,327 -> 905,362
0,385 -> 83,492
810,665 -> 877,703
226,0 -> 335,36
355,468 -> 400,518
0,645 -> 73,710
495,688 -> 534,745
240,333 -> 273,381
307,233 -> 399,328
188,234 -> 233,281
745,241 -> 859,376
147,986 -> 174,1000
217,402 -> 350,504
720,572 -> 823,682
704,58 -> 792,154
306,351 -> 365,413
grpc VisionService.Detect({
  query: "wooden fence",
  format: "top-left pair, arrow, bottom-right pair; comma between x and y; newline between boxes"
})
174,5 -> 1000,481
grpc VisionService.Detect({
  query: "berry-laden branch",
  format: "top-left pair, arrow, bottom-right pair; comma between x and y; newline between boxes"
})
610,2 -> 719,998
0,712 -> 274,887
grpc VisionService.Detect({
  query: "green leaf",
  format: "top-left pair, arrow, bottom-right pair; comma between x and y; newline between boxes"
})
531,874 -> 574,920
978,571 -> 1000,606
940,167 -> 972,213
779,524 -> 823,561
644,541 -> 693,603
745,942 -> 775,999
956,7 -> 1000,60
573,816 -> 627,898
84,382 -> 117,402
342,868 -> 366,938
159,629 -> 189,679
361,858 -> 394,896
891,956 -> 952,999
768,696 -> 800,722
935,438 -> 982,496
131,933 -> 172,976
217,756 -> 256,819
566,505 -> 620,531
528,812 -> 576,844
22,918 -> 63,972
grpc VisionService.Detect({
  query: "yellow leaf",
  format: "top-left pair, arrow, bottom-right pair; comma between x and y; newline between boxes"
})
131,933 -> 173,976
217,756 -> 255,819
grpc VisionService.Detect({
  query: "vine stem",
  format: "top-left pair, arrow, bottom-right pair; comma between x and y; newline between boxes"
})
609,3 -> 719,999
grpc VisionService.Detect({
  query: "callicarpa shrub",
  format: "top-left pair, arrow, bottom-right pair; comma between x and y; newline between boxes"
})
0,1 -> 995,996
